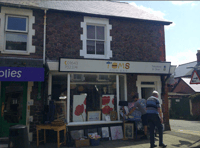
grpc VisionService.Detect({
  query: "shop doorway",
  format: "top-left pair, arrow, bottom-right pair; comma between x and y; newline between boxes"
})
0,82 -> 27,137
141,87 -> 154,100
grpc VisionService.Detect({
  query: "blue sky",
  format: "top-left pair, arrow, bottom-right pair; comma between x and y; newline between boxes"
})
122,1 -> 200,67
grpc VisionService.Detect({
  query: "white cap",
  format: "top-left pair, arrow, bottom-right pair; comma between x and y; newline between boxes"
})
152,90 -> 159,96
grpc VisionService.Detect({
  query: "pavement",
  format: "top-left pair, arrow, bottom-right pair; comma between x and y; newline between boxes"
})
1,130 -> 200,148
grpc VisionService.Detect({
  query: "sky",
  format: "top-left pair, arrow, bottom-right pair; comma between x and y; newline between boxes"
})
122,1 -> 200,67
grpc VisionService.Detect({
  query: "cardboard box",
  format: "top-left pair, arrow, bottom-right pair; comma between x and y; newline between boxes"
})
75,139 -> 90,147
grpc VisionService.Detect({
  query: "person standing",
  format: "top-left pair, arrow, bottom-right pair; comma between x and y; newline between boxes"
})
146,91 -> 167,148
127,93 -> 148,139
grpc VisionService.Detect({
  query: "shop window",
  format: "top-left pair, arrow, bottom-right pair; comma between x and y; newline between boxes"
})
70,74 -> 118,122
80,16 -> 112,59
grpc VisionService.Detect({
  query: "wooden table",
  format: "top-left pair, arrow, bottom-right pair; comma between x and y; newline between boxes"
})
36,124 -> 66,148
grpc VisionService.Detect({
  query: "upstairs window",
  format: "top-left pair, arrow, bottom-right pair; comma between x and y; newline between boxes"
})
80,17 -> 112,59
87,25 -> 105,55
5,15 -> 28,51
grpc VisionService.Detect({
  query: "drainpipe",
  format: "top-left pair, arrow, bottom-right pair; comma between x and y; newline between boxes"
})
43,9 -> 48,107
43,9 -> 47,65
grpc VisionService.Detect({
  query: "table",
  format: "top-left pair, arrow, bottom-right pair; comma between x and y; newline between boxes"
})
36,124 -> 66,148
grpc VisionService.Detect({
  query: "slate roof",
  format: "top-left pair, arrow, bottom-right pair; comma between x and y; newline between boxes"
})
0,1 -> 171,24
174,61 -> 197,78
182,78 -> 200,93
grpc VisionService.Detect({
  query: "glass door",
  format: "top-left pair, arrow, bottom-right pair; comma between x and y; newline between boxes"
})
0,82 -> 27,137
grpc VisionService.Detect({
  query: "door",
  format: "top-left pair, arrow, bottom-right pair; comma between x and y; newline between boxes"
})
141,87 -> 154,100
0,82 -> 27,137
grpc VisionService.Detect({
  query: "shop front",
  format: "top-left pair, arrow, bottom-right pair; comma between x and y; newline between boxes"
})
0,65 -> 44,138
47,58 -> 171,138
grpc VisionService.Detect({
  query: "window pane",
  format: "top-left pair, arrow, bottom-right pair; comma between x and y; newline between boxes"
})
6,33 -> 27,51
96,41 -> 104,55
96,26 -> 104,40
70,74 -> 117,122
87,25 -> 95,39
7,16 -> 27,32
87,40 -> 95,54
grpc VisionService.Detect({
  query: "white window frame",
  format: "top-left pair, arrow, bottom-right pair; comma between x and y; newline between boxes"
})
5,15 -> 28,33
0,7 -> 35,55
80,16 -> 112,59
5,15 -> 29,52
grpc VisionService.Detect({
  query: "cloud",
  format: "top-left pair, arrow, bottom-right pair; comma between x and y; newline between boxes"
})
129,2 -> 165,19
165,22 -> 176,30
171,1 -> 196,6
166,50 -> 197,66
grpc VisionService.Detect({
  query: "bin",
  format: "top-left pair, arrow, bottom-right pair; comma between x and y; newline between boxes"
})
8,125 -> 30,148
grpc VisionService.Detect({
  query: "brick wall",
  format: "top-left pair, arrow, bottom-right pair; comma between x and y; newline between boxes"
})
44,11 -> 166,62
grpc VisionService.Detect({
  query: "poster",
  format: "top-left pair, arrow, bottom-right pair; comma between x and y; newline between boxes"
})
102,127 -> 109,138
102,95 -> 114,121
73,94 -> 87,122
110,126 -> 123,140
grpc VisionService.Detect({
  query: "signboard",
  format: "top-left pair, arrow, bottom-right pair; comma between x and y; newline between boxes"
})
59,58 -> 171,74
190,70 -> 200,84
0,67 -> 44,81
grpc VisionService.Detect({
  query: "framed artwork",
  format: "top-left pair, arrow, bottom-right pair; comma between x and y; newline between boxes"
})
73,94 -> 87,122
124,123 -> 134,139
110,126 -> 123,140
87,111 -> 101,121
102,95 -> 114,120
101,127 -> 109,138
110,111 -> 117,121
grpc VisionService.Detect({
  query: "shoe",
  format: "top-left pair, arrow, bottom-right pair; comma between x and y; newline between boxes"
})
140,135 -> 148,140
150,144 -> 157,148
159,143 -> 167,147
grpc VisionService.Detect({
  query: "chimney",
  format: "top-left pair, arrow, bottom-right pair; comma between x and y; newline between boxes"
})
197,50 -> 200,63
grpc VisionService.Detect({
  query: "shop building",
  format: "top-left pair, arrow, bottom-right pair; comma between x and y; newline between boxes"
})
0,3 -> 45,140
0,1 -> 173,141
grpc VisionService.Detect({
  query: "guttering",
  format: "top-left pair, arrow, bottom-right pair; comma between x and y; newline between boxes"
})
43,9 -> 48,65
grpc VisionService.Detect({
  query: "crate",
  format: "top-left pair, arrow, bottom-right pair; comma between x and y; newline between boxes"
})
90,138 -> 100,146
75,139 -> 90,147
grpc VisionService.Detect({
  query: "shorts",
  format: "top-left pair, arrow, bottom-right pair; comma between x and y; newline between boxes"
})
141,113 -> 148,126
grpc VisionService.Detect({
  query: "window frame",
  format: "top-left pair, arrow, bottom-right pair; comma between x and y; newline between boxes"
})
5,15 -> 28,33
0,6 -> 35,55
80,16 -> 112,59
48,72 -> 127,125
5,15 -> 28,52
86,24 -> 105,55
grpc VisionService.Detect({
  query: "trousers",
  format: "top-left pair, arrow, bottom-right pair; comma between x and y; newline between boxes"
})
147,113 -> 163,147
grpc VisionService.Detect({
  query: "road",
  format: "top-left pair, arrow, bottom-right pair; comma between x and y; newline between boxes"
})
170,119 -> 200,136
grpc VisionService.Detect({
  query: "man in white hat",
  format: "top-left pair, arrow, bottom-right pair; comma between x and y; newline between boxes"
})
146,91 -> 167,148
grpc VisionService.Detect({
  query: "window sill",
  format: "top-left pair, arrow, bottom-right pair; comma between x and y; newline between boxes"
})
67,120 -> 123,126
1,50 -> 30,55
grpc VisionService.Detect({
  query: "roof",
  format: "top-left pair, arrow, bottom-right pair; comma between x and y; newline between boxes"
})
174,61 -> 197,78
182,77 -> 200,92
0,1 -> 172,24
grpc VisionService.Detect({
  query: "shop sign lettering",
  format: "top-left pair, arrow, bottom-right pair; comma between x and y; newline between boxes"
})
0,67 -> 44,81
106,61 -> 130,72
64,60 -> 78,69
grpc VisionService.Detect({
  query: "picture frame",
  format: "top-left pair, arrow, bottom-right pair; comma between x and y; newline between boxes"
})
110,111 -> 117,121
124,123 -> 134,139
87,111 -> 101,121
